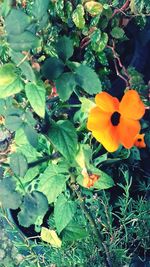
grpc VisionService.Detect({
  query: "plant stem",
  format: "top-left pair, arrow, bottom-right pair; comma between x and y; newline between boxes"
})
28,152 -> 60,168
68,178 -> 112,267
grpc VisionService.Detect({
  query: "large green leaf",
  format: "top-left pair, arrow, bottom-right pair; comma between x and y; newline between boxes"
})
18,191 -> 48,227
5,8 -> 31,35
5,115 -> 23,131
17,144 -> 42,163
8,31 -> 41,51
31,0 -> 49,20
0,177 -> 22,209
10,51 -> 36,82
42,57 -> 65,80
56,36 -> 73,62
37,163 -> 68,204
72,4 -> 85,29
55,72 -> 76,101
48,120 -> 78,161
25,82 -> 46,118
0,64 -> 23,98
23,123 -> 38,148
75,64 -> 102,94
54,194 -> 77,234
10,152 -> 28,177
62,220 -> 88,241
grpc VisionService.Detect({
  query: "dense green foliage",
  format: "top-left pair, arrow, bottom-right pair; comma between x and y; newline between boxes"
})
0,1 -> 150,266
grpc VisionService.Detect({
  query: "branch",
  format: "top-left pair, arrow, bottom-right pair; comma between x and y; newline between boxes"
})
107,41 -> 130,87
111,0 -> 130,18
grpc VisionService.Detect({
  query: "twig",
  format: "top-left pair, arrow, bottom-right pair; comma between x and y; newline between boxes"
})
111,0 -> 130,18
107,41 -> 130,87
80,36 -> 91,49
114,59 -> 129,87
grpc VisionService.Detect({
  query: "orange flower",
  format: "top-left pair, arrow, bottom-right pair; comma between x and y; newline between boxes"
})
134,133 -> 146,148
83,174 -> 99,188
87,90 -> 145,152
82,168 -> 99,188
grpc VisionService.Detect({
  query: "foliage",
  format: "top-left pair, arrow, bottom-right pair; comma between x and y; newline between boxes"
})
0,0 -> 150,267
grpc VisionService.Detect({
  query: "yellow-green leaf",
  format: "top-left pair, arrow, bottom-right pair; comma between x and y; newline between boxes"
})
72,4 -> 85,29
85,1 -> 103,16
80,97 -> 95,114
129,0 -> 137,13
0,64 -> 23,98
41,227 -> 62,248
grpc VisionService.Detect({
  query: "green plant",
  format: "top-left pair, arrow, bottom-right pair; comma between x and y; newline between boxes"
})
0,1 -> 150,267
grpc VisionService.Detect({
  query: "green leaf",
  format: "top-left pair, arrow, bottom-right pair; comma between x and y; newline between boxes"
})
129,146 -> 141,161
77,165 -> 114,189
111,27 -> 125,39
75,144 -> 92,169
91,29 -> 102,52
130,0 -> 137,13
55,73 -> 76,101
17,144 -> 42,163
0,177 -> 22,209
85,1 -> 103,16
62,220 -> 88,241
10,51 -> 36,82
41,227 -> 62,247
0,0 -> 13,17
18,191 -> 48,227
56,36 -> 74,62
25,82 -> 46,118
54,194 -> 77,234
37,163 -> 67,204
48,120 -> 78,161
0,64 -> 23,98
15,128 -> 29,146
80,97 -> 95,114
31,0 -> 49,20
10,152 -> 28,177
5,8 -> 31,35
23,123 -> 38,148
8,31 -> 41,51
98,32 -> 108,52
42,57 -> 65,80
23,166 -> 39,184
75,64 -> 102,94
72,4 -> 85,29
5,115 -> 23,131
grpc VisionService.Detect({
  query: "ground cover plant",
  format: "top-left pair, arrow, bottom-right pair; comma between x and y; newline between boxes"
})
0,0 -> 150,266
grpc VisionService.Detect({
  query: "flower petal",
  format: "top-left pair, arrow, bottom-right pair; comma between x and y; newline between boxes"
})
119,90 -> 145,120
117,117 -> 141,148
134,133 -> 146,148
92,124 -> 119,152
87,106 -> 111,131
95,92 -> 119,112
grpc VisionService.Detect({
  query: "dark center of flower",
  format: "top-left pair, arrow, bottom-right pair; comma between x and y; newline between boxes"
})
137,138 -> 142,142
111,112 -> 121,126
